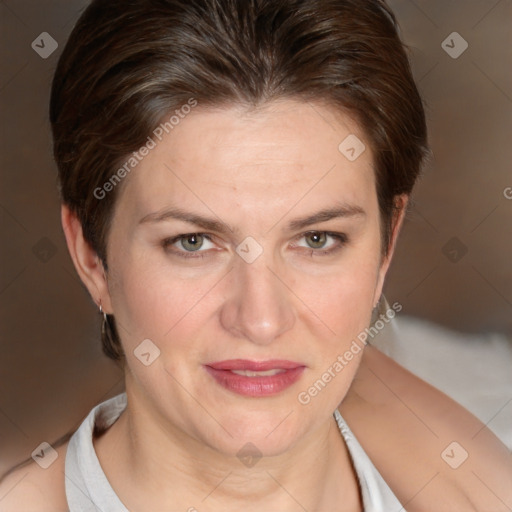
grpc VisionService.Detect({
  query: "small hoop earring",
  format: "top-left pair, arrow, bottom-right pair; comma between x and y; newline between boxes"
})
99,303 -> 108,340
98,303 -> 118,359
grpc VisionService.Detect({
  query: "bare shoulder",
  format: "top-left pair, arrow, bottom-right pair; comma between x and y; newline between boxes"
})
340,345 -> 512,512
0,437 -> 70,512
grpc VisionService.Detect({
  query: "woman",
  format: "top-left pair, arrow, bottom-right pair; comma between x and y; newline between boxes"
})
1,0 -> 510,510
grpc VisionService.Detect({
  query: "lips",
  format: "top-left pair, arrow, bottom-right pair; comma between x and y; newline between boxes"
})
207,359 -> 303,371
204,359 -> 306,397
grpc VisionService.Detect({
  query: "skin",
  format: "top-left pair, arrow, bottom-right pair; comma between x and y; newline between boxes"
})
342,348 -> 512,511
92,99 -> 384,511
1,100 -> 511,512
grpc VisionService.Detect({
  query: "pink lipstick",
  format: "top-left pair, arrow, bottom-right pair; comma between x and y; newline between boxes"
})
204,359 -> 305,397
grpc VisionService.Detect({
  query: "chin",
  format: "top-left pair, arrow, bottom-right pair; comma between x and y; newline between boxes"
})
199,409 -> 312,460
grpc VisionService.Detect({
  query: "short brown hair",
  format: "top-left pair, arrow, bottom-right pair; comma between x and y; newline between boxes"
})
50,0 -> 430,360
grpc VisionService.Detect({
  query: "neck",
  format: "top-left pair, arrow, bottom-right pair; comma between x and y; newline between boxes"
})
95,387 -> 361,512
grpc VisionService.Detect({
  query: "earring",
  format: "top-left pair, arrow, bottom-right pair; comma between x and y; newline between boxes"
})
99,303 -> 109,342
99,303 -> 120,359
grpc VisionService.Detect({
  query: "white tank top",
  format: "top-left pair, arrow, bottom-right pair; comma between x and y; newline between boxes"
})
64,393 -> 405,511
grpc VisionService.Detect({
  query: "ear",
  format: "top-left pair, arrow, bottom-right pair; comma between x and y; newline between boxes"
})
372,194 -> 409,307
61,204 -> 113,313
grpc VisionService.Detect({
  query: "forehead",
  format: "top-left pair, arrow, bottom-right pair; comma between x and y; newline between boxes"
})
116,100 -> 377,225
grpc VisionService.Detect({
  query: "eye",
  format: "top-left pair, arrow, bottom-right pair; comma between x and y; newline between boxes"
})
162,233 -> 216,257
293,231 -> 348,255
303,232 -> 329,249
178,233 -> 209,252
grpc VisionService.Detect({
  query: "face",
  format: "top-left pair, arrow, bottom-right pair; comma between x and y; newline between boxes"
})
97,100 -> 398,456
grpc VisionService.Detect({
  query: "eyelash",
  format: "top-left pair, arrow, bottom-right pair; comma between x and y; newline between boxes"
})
162,233 -> 214,260
162,231 -> 349,260
296,231 -> 348,257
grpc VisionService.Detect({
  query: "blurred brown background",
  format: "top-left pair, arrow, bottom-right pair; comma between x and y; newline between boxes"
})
1,0 -> 511,474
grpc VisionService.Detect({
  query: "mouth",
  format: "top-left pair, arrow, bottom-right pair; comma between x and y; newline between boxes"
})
204,359 -> 306,397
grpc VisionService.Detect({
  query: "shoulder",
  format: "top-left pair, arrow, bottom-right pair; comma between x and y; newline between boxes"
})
0,436 -> 70,512
339,345 -> 512,512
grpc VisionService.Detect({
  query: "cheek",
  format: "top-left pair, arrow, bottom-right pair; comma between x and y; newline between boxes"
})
299,264 -> 377,341
293,235 -> 381,334
107,253 -> 221,349
290,256 -> 379,407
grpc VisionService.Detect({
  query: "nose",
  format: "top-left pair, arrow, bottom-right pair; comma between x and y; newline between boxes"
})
220,254 -> 295,346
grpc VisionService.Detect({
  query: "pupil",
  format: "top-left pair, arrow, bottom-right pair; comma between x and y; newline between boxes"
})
182,234 -> 203,251
307,232 -> 326,248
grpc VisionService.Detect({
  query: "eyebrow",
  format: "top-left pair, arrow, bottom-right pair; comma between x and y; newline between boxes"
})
286,204 -> 366,231
138,203 -> 366,234
139,207 -> 234,235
